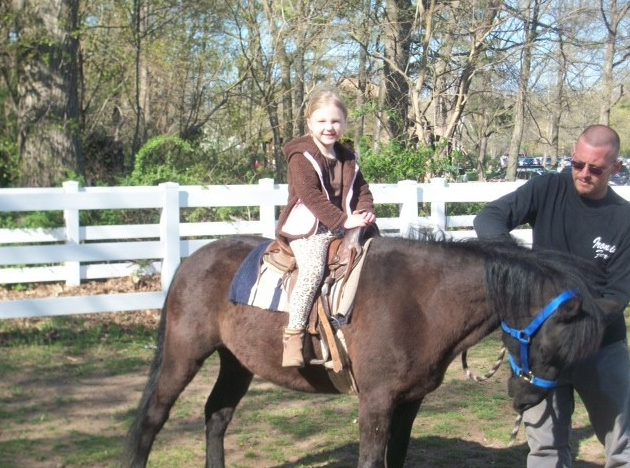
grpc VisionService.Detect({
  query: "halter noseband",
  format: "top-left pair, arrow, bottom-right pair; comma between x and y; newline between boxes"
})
501,290 -> 578,389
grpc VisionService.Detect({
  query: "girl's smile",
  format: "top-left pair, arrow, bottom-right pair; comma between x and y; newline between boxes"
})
307,104 -> 347,156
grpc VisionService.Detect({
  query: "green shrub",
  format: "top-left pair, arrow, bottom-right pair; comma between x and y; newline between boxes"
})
0,138 -> 19,188
359,139 -> 434,183
123,135 -> 199,186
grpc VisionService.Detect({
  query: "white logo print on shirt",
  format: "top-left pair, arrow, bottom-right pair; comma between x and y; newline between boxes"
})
593,237 -> 617,260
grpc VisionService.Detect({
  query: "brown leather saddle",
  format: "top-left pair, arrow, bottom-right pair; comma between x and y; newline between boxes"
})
262,226 -> 378,376
263,226 -> 371,289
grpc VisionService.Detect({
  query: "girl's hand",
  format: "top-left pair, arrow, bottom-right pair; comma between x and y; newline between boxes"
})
343,211 -> 376,229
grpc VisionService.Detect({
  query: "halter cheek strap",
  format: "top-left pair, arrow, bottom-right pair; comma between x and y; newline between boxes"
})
501,290 -> 579,389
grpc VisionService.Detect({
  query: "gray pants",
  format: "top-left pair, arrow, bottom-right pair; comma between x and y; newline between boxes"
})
524,339 -> 630,468
287,230 -> 335,330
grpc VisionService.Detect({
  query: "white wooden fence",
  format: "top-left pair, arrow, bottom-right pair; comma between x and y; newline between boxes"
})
3,178 -> 629,319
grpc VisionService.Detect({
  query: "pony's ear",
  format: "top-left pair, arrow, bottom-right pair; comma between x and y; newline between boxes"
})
555,296 -> 623,324
595,298 -> 625,327
555,296 -> 583,322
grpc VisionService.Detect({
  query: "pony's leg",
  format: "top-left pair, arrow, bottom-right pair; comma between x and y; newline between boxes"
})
125,321 -> 212,468
386,399 -> 422,468
357,395 -> 396,468
205,348 -> 254,468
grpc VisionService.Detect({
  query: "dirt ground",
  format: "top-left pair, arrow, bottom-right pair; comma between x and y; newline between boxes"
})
0,277 -> 607,468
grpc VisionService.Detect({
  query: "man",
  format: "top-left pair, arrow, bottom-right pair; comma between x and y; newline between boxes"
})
474,125 -> 630,467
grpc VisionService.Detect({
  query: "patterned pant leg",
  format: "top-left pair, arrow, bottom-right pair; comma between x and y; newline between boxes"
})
287,231 -> 334,330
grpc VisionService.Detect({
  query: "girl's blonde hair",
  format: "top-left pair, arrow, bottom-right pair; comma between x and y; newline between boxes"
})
305,87 -> 348,120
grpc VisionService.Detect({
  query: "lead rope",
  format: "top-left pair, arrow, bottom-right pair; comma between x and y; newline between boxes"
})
461,346 -> 523,446
508,413 -> 523,446
461,345 -> 506,382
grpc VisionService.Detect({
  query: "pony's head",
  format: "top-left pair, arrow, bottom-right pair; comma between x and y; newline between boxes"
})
480,242 -> 622,412
504,293 -> 620,413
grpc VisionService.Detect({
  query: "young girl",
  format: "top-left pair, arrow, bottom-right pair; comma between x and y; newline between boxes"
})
276,87 -> 377,368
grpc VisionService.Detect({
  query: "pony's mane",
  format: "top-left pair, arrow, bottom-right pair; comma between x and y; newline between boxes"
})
469,240 -> 603,320
381,231 -> 604,321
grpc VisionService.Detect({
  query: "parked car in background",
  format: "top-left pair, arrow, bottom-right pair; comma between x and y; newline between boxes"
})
516,165 -> 547,180
610,164 -> 629,186
518,157 -> 541,167
490,164 -> 547,181
559,157 -> 571,168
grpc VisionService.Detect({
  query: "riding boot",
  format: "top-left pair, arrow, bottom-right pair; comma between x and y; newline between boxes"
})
282,327 -> 305,368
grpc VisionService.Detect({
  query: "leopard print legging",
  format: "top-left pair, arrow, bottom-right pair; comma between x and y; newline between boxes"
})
287,229 -> 336,330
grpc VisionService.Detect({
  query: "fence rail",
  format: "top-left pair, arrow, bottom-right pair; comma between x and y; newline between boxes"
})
3,178 -> 629,319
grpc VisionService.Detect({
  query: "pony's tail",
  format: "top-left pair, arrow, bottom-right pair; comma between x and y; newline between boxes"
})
122,302 -> 168,467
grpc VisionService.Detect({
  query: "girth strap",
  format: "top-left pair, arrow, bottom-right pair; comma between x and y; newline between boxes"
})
316,298 -> 344,373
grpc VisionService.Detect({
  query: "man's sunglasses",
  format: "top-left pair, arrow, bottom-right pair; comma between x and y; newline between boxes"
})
570,160 -> 609,175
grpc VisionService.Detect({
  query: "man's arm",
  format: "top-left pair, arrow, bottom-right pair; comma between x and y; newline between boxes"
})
474,191 -> 533,242
473,199 -> 517,241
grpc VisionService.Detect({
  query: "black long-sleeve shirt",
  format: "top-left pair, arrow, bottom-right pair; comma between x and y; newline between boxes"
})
474,172 -> 630,344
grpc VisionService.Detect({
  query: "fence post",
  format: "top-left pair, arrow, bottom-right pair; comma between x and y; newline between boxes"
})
63,181 -> 81,285
430,178 -> 447,231
259,178 -> 276,238
398,180 -> 419,237
160,182 -> 181,290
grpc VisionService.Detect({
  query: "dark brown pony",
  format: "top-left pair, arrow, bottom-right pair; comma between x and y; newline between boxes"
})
125,235 -> 614,468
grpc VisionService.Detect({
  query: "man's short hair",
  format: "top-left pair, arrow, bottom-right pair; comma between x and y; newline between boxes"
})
579,125 -> 621,159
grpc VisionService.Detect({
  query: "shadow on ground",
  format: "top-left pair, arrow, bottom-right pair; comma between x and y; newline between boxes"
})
269,426 -> 601,468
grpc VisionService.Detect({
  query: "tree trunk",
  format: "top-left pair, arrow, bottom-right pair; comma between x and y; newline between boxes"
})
476,111 -> 493,181
264,0 -> 293,145
266,101 -> 284,181
294,51 -> 305,137
381,0 -> 412,140
131,0 -> 150,161
355,0 -> 372,150
549,37 -> 567,168
409,0 -> 436,147
507,0 -> 540,182
356,44 -> 368,149
598,0 -> 630,125
280,55 -> 293,145
16,0 -> 83,187
432,43 -> 451,146
442,1 -> 502,144
477,133 -> 490,181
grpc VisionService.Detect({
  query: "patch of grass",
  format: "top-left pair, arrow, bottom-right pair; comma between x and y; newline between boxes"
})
102,355 -> 149,374
0,316 -> 157,349
62,433 -> 124,465
0,316 -> 621,468
6,384 -> 26,398
0,438 -> 38,468
266,409 -> 326,437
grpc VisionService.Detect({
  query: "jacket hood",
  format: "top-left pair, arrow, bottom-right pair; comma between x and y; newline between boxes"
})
283,135 -> 320,163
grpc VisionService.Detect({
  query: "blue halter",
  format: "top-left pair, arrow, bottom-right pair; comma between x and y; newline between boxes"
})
501,290 -> 578,389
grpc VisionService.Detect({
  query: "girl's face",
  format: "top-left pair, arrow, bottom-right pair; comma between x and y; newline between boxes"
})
307,103 -> 346,152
